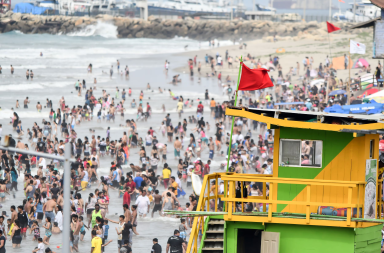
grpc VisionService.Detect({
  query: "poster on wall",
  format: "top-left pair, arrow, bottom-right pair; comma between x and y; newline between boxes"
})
364,159 -> 377,219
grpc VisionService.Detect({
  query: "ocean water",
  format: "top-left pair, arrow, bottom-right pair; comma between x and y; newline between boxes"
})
0,22 -> 247,253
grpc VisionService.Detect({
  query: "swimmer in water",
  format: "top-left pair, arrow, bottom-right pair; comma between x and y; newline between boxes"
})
10,65 -> 14,74
30,70 -> 34,80
26,69 -> 29,80
36,102 -> 42,112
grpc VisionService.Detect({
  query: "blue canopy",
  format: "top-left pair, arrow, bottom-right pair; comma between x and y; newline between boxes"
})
13,3 -> 51,15
329,90 -> 346,96
324,100 -> 384,114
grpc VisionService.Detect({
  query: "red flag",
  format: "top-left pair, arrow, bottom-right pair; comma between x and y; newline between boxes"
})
326,21 -> 341,33
338,0 -> 345,3
238,62 -> 274,91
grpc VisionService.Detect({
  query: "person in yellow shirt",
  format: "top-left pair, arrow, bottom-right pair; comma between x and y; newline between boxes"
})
91,230 -> 113,253
210,98 -> 216,117
170,176 -> 178,195
162,164 -> 172,188
265,94 -> 271,102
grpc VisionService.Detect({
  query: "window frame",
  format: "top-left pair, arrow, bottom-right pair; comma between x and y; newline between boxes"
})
279,138 -> 323,168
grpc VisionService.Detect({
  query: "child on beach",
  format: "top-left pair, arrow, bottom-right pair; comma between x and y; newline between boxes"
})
30,221 -> 40,241
179,218 -> 188,241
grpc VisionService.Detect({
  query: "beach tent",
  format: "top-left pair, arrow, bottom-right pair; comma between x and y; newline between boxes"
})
331,55 -> 353,70
329,90 -> 346,95
365,89 -> 384,103
353,58 -> 369,69
324,101 -> 384,114
13,3 -> 51,15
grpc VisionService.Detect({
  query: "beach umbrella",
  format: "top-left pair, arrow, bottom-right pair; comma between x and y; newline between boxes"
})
357,88 -> 379,98
329,90 -> 346,96
366,89 -> 384,99
353,58 -> 369,69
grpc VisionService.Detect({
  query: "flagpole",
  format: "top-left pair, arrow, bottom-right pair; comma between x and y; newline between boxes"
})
226,56 -> 242,172
348,38 -> 351,105
327,32 -> 332,61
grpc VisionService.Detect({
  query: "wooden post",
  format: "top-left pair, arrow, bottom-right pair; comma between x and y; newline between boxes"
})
241,181 -> 244,212
207,179 -> 210,212
357,184 -> 361,218
263,182 -> 267,212
306,185 -> 311,224
228,181 -> 234,220
215,175 -> 218,212
347,187 -> 353,226
268,182 -> 273,222
325,73 -> 331,106
348,39 -> 351,105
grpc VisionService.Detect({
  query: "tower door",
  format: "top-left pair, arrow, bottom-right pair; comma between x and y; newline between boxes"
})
260,231 -> 280,253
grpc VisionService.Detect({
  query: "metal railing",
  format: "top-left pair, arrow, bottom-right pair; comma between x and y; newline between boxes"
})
186,172 -> 367,253
0,141 -> 72,253
186,172 -> 272,253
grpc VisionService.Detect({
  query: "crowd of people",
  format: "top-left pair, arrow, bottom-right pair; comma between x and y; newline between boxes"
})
0,53 -> 282,253
195,49 -> 381,112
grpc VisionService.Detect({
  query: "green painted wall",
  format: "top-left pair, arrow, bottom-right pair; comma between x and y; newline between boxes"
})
354,225 -> 382,253
277,127 -> 354,212
225,222 -> 264,253
265,223 -> 355,253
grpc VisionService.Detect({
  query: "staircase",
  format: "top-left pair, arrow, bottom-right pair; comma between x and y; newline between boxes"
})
201,219 -> 224,253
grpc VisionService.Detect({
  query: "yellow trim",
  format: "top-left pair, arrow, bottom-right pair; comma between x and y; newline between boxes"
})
272,129 -> 280,212
226,108 -> 384,132
222,215 -> 381,228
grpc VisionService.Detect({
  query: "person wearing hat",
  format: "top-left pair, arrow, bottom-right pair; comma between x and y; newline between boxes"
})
305,99 -> 312,111
166,230 -> 186,253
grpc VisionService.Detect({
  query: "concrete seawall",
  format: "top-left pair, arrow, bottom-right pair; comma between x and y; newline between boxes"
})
0,11 -> 364,40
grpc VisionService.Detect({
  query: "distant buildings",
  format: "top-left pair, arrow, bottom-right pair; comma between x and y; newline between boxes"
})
273,0 -> 332,9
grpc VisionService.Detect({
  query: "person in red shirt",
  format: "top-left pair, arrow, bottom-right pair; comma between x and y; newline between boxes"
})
202,160 -> 211,178
125,176 -> 136,196
148,127 -> 156,136
218,72 -> 222,81
123,187 -> 131,208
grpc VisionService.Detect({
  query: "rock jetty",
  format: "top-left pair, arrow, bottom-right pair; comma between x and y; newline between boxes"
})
0,11 -> 364,40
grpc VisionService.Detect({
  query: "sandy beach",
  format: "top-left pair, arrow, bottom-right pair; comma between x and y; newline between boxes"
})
176,31 -> 376,93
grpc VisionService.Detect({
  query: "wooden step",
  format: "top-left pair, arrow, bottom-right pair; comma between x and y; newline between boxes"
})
204,239 -> 224,242
208,220 -> 225,225
202,248 -> 224,251
206,231 -> 224,233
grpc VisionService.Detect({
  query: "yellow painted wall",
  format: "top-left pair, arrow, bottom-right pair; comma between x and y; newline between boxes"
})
282,134 -> 379,213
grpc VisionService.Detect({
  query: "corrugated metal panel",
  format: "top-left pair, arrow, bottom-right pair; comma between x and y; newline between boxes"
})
375,20 -> 384,58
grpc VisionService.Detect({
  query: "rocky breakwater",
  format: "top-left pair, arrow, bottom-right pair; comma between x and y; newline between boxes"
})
0,11 -> 362,40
